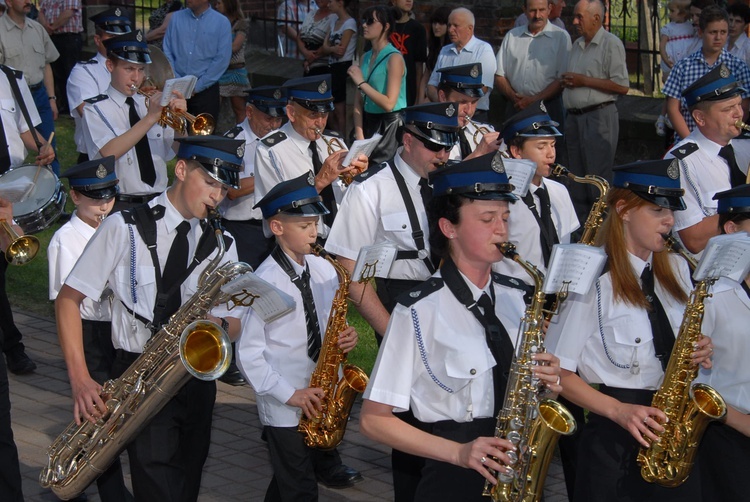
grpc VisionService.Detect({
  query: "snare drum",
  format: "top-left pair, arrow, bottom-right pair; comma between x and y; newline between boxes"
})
0,164 -> 66,234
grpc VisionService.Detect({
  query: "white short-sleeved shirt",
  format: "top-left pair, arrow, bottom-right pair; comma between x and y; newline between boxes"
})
729,33 -> 750,68
364,270 -> 527,423
325,150 -> 434,281
448,120 -> 495,161
236,251 -> 336,427
220,118 -> 262,221
660,21 -> 696,74
48,212 -> 111,321
699,277 -> 750,414
81,85 -> 174,195
0,67 -> 40,166
327,16 -> 357,64
546,252 -> 691,390
495,22 -> 571,97
67,52 -> 110,153
428,36 -> 497,111
494,179 -> 579,284
64,191 -> 238,352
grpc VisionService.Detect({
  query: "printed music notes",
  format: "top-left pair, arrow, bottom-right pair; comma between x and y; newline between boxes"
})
221,272 -> 296,323
502,158 -> 536,197
343,133 -> 382,167
694,232 -> 750,282
160,75 -> 198,104
543,244 -> 607,295
351,241 -> 398,282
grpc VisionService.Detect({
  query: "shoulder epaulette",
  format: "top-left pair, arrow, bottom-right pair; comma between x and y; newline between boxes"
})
491,272 -> 533,294
395,278 -> 444,307
670,142 -> 699,160
84,94 -> 109,104
354,161 -> 388,183
261,130 -> 287,147
80,58 -> 97,65
223,125 -> 243,139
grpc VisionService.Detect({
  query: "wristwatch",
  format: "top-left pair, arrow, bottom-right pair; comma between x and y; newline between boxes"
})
220,317 -> 229,333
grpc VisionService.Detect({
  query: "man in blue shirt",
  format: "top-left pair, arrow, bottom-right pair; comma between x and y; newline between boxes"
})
163,0 -> 231,122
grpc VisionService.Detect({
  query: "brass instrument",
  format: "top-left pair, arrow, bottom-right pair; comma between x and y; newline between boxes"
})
551,163 -> 609,246
40,210 -> 255,500
0,219 -> 39,265
636,237 -> 727,487
468,117 -> 491,146
313,128 -> 364,186
663,233 -> 698,271
735,119 -> 750,132
298,243 -> 369,450
483,242 -> 577,501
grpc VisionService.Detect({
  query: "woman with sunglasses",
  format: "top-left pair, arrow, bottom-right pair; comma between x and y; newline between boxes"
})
348,5 -> 406,166
545,159 -> 712,501
359,153 -> 563,501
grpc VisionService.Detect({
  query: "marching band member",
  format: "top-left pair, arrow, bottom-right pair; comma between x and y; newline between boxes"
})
81,30 -> 185,212
546,159 -> 713,501
434,63 -> 500,161
697,184 -> 750,501
67,7 -> 132,163
360,153 -> 562,501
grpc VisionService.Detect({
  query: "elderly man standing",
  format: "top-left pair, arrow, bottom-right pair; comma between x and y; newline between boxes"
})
426,7 -> 496,123
561,0 -> 629,222
515,0 -> 567,29
0,0 -> 60,174
495,0 -> 571,129
163,0 -> 231,122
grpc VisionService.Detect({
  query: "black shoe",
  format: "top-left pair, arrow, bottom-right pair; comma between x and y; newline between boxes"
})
317,464 -> 363,489
5,349 -> 36,375
219,364 -> 246,386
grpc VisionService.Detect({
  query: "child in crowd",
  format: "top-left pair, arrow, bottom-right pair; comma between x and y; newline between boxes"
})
656,0 -> 694,136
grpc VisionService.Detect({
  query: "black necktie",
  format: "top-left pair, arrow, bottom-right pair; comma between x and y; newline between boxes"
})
459,129 -> 473,159
299,268 -> 322,362
0,115 -> 10,174
522,187 -> 559,267
161,221 -> 191,320
641,265 -> 675,371
718,144 -> 746,188
476,291 -> 515,414
126,96 -> 157,187
418,177 -> 432,209
309,140 -> 336,226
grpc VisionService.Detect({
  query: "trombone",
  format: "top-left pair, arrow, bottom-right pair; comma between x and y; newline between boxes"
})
0,220 -> 39,266
313,128 -> 364,186
467,117 -> 491,146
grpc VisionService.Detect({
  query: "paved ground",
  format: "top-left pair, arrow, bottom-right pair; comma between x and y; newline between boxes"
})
10,309 -> 569,501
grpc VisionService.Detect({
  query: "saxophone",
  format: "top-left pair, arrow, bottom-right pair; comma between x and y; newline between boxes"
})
40,211 -> 255,500
551,163 -> 609,245
636,239 -> 727,487
298,243 -> 369,450
483,243 -> 577,501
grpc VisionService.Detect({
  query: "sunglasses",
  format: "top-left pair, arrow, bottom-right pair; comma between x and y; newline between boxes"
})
362,17 -> 379,26
415,134 -> 453,153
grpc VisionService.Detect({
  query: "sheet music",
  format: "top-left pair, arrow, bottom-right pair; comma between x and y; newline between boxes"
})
502,158 -> 536,197
351,241 -> 398,281
160,75 -> 198,105
221,272 -> 296,323
543,244 -> 607,295
343,133 -> 382,167
694,232 -> 750,282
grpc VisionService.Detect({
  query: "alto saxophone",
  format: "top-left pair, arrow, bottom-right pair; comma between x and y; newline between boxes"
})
298,243 -> 369,450
551,163 -> 609,246
483,243 -> 577,502
636,238 -> 727,487
40,211 -> 255,500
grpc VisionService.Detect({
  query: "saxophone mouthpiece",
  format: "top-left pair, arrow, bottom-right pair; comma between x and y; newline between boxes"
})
310,242 -> 326,257
735,120 -> 750,132
497,242 -> 518,259
551,163 -> 570,177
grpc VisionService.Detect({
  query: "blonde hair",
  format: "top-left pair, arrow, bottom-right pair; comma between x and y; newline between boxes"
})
668,0 -> 691,17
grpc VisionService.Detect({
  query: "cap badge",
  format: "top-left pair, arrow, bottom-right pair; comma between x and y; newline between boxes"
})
470,65 -> 479,78
273,89 -> 282,100
318,80 -> 328,94
307,171 -> 315,186
667,161 -> 679,180
720,65 -> 730,78
491,152 -> 505,173
136,31 -> 143,42
237,143 -> 245,158
446,104 -> 456,117
96,164 -> 107,179
540,102 -> 547,113
115,7 -> 121,16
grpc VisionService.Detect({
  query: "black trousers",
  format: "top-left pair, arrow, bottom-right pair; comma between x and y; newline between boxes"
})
111,351 -> 216,502
0,256 -> 23,355
0,348 -> 22,501
50,32 -> 82,112
187,83 -> 220,127
698,419 -> 750,502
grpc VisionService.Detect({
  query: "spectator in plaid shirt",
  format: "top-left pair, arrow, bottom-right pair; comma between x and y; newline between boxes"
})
38,0 -> 83,115
664,5 -> 750,140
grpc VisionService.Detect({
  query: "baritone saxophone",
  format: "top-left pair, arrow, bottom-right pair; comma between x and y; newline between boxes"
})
298,243 -> 369,450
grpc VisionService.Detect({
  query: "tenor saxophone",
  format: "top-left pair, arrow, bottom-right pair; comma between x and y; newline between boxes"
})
298,243 -> 369,450
636,239 -> 727,487
40,211 -> 254,500
551,163 -> 609,246
482,243 -> 577,501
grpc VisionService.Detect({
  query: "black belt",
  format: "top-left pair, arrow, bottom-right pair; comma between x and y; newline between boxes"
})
597,384 -> 654,405
566,101 -> 614,115
116,193 -> 160,204
28,81 -> 43,91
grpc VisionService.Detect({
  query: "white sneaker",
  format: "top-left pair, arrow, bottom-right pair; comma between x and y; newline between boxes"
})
655,115 -> 666,137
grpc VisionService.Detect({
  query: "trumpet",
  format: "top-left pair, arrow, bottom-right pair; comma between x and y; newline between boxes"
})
313,128 -> 364,186
130,85 -> 215,135
0,220 -> 39,265
467,117 -> 491,146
